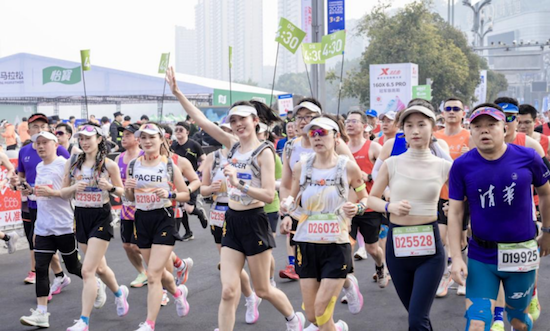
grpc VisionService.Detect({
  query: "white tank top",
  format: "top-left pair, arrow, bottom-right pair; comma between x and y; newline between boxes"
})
211,151 -> 229,204
227,148 -> 263,206
133,156 -> 172,211
72,166 -> 110,208
289,138 -> 313,170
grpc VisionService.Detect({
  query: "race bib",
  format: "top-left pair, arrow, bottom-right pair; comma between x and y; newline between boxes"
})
498,240 -> 539,272
35,180 -> 53,201
135,190 -> 165,211
210,204 -> 228,228
304,213 -> 340,242
74,188 -> 103,208
392,225 -> 436,257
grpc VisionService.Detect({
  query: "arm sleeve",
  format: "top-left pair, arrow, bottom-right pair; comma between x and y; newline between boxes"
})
532,154 -> 550,187
448,161 -> 466,201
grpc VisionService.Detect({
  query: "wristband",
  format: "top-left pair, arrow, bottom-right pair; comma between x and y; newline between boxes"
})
282,214 -> 290,219
356,203 -> 365,216
385,202 -> 390,214
242,184 -> 250,194
354,183 -> 366,192
109,186 -> 117,193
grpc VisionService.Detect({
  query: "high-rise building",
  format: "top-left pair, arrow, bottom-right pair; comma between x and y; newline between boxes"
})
179,0 -> 263,83
175,27 -> 198,76
277,0 -> 303,76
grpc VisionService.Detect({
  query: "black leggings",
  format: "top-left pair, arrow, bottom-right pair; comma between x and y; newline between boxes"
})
34,234 -> 82,298
386,222 -> 446,331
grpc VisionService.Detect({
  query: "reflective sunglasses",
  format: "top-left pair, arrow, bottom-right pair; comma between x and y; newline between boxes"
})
140,123 -> 159,131
505,115 -> 517,123
54,131 -> 65,136
308,128 -> 331,137
444,106 -> 463,112
79,125 -> 99,133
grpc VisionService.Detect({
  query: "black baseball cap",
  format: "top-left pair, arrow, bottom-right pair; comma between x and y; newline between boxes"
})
175,121 -> 190,131
114,111 -> 123,117
117,123 -> 140,134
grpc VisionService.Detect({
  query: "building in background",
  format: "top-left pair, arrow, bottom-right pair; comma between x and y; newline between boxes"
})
175,27 -> 198,76
176,0 -> 263,84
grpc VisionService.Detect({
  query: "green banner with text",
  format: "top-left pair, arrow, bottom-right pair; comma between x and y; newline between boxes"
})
302,43 -> 324,64
321,30 -> 346,61
275,17 -> 306,54
43,66 -> 82,85
412,85 -> 432,100
80,50 -> 91,71
213,89 -> 273,107
158,53 -> 170,74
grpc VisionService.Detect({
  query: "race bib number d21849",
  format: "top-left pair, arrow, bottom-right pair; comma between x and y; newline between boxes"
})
498,240 -> 539,272
392,225 -> 436,257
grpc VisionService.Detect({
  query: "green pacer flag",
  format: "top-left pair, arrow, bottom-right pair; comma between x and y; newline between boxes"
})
158,53 -> 170,74
321,30 -> 346,60
229,46 -> 233,69
43,66 -> 82,85
80,50 -> 91,71
302,43 -> 324,64
275,17 -> 306,54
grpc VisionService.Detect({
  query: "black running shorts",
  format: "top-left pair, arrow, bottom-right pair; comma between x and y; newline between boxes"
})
295,242 -> 352,282
350,212 -> 383,244
222,207 -> 276,256
135,208 -> 176,249
75,204 -> 114,244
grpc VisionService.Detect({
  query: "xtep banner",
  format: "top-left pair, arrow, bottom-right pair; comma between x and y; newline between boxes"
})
42,66 -> 82,85
302,43 -> 324,64
321,30 -> 346,60
275,17 -> 306,54
80,50 -> 91,71
213,89 -> 272,107
158,53 -> 170,74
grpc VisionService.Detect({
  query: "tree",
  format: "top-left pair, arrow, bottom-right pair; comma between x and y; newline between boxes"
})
342,1 -> 505,108
275,72 -> 313,97
234,78 -> 259,87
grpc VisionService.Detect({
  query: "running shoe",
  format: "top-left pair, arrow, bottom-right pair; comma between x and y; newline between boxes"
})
372,272 -> 378,282
457,284 -> 466,296
114,285 -> 129,317
195,206 -> 208,229
304,324 -> 319,331
343,274 -> 363,314
286,312 -> 305,331
6,231 -> 19,254
490,320 -> 504,331
335,320 -> 349,331
176,257 -> 194,286
161,289 -> 170,306
529,296 -> 541,322
67,319 -> 89,331
174,285 -> 190,317
135,322 -> 153,331
50,275 -> 71,295
94,277 -> 107,309
130,272 -> 148,288
20,309 -> 50,328
182,232 -> 194,241
24,271 -> 36,284
376,265 -> 389,288
353,247 -> 367,260
279,265 -> 299,280
436,272 -> 453,298
340,295 -> 347,304
245,293 -> 262,324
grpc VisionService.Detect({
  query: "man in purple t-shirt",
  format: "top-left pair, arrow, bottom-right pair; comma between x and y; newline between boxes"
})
447,103 -> 550,331
11,113 -> 70,285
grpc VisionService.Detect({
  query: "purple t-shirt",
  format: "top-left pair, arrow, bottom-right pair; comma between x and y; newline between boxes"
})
17,144 -> 70,209
449,144 -> 549,264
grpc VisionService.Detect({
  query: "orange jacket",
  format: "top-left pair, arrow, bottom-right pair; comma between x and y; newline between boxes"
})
18,121 -> 30,142
2,124 -> 16,146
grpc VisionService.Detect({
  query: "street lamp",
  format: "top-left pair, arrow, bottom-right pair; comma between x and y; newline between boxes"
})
463,0 -> 492,47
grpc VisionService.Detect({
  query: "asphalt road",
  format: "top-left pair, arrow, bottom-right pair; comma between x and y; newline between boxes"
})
2,213 -> 550,331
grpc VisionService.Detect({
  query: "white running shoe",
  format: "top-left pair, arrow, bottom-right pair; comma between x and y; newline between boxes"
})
457,284 -> 466,296
245,293 -> 262,324
50,275 -> 71,295
20,309 -> 50,328
436,272 -> 454,298
376,265 -> 389,288
354,246 -> 367,260
176,257 -> 194,286
6,231 -> 19,254
343,274 -> 363,314
174,285 -> 190,317
135,322 -> 154,331
114,285 -> 129,316
335,320 -> 349,331
94,277 -> 107,309
304,323 -> 319,331
286,312 -> 305,331
66,319 -> 89,331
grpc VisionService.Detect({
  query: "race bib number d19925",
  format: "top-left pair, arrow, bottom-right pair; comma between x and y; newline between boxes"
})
498,240 -> 539,272
392,225 -> 436,257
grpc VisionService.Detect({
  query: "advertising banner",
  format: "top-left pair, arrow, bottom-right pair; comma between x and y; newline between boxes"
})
473,70 -> 487,105
327,0 -> 345,34
0,158 -> 22,228
301,0 -> 313,43
369,63 -> 418,114
277,94 -> 294,116
213,89 -> 272,107
42,66 -> 82,85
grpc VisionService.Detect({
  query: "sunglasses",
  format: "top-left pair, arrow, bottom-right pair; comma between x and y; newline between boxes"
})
308,128 -> 331,137
79,125 -> 98,133
55,131 -> 65,136
444,106 -> 463,112
505,115 -> 517,123
140,124 -> 159,131
175,128 -> 185,133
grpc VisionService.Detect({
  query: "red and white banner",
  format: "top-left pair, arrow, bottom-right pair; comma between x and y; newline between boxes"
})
0,158 -> 22,228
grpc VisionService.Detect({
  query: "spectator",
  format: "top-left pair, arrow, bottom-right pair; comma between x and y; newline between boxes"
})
185,115 -> 199,137
88,114 -> 99,125
68,116 -> 76,132
100,116 -> 110,137
55,123 -> 81,155
19,117 -> 30,143
140,115 -> 149,124
2,120 -> 17,150
110,111 -> 124,151
122,115 -> 131,127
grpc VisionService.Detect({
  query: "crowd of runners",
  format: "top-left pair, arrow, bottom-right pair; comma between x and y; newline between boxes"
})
1,66 -> 549,331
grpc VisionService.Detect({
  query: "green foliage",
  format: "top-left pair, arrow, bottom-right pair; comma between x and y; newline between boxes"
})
343,0 -> 506,108
275,72 -> 313,97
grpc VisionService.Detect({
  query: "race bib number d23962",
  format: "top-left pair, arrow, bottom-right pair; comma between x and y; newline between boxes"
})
498,240 -> 539,272
392,225 -> 436,257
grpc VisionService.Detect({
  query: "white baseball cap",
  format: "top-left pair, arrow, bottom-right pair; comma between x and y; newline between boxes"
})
293,101 -> 322,114
31,131 -> 58,143
303,117 -> 340,133
227,105 -> 257,120
379,111 -> 397,121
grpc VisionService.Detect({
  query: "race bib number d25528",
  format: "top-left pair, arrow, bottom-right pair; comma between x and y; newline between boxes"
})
392,225 -> 436,257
